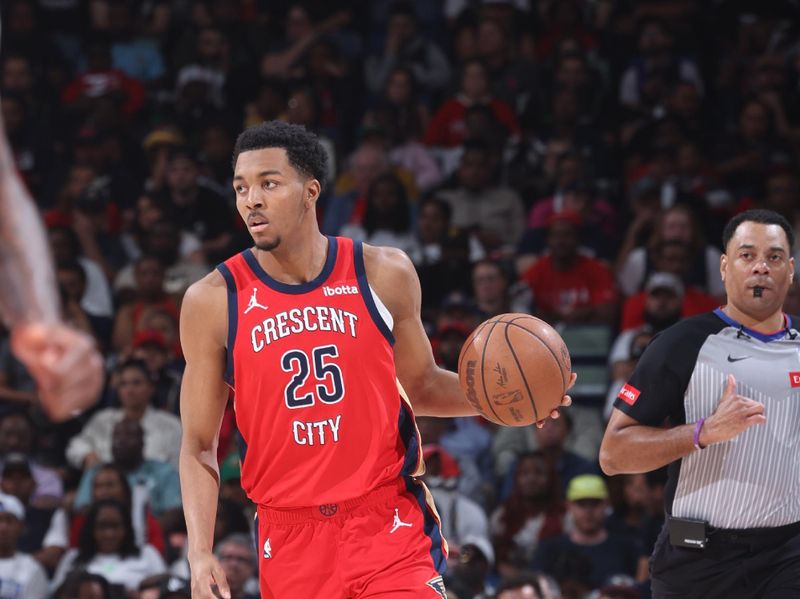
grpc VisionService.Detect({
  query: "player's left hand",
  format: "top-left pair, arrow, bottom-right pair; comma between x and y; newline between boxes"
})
535,372 -> 577,429
11,322 -> 104,421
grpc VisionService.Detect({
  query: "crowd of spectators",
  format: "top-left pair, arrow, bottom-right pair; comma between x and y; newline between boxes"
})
1,1 -> 800,598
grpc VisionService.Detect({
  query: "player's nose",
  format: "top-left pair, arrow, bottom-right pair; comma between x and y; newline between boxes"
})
244,188 -> 265,209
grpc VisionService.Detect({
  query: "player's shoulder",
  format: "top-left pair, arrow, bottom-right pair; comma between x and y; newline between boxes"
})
362,242 -> 414,270
180,270 -> 227,327
184,269 -> 226,300
362,243 -> 417,286
361,243 -> 418,313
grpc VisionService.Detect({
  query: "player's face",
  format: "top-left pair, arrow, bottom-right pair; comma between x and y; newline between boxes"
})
233,148 -> 319,252
721,222 -> 794,320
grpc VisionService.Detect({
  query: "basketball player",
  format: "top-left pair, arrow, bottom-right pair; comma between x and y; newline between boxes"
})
0,104 -> 103,420
180,121 -> 575,599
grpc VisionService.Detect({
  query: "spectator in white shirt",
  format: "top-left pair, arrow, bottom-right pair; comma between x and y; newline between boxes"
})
51,499 -> 166,593
67,359 -> 182,469
0,492 -> 48,599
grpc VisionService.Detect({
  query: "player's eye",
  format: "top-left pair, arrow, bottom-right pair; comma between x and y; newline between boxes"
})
235,185 -> 246,194
263,181 -> 277,190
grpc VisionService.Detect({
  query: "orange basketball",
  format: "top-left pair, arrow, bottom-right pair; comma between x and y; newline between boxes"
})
457,313 -> 572,426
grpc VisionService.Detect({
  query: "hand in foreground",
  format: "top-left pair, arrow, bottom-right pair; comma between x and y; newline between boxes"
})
10,322 -> 103,421
190,552 -> 231,599
699,374 -> 765,447
535,372 -> 577,429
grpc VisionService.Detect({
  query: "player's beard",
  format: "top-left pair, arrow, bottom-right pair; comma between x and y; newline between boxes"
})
255,236 -> 281,252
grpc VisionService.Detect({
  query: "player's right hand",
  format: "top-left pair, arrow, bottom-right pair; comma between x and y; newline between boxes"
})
11,322 -> 103,421
701,374 -> 766,446
189,552 -> 231,599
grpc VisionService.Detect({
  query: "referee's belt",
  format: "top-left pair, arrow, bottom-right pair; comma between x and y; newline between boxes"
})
706,520 -> 800,550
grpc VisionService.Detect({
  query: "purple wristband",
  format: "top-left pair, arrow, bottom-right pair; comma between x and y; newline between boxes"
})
693,418 -> 706,450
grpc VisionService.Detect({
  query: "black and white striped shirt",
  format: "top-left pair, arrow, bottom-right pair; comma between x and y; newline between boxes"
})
614,308 -> 800,529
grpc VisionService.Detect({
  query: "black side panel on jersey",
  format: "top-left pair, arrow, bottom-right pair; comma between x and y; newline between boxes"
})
612,312 -> 727,517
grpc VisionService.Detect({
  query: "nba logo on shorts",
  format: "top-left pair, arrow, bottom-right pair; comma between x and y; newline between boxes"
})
263,538 -> 272,559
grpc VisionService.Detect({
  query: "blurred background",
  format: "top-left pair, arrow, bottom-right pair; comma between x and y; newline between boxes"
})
1,1 -> 799,598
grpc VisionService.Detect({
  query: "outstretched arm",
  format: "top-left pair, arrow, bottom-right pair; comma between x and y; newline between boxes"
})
0,110 -> 102,420
0,115 -> 59,327
178,272 -> 232,599
366,245 -> 571,424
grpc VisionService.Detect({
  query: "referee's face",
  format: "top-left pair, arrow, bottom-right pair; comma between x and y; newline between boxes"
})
721,222 -> 794,319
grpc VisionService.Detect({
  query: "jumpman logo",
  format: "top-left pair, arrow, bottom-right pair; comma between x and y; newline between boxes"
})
389,508 -> 412,534
244,288 -> 268,314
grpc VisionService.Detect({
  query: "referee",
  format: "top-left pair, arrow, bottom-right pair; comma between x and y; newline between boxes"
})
600,209 -> 800,599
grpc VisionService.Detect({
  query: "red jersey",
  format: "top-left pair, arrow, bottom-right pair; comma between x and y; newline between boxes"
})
217,237 -> 423,508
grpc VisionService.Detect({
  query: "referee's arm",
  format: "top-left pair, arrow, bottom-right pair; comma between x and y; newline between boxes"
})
600,409 -> 698,475
601,374 -> 765,475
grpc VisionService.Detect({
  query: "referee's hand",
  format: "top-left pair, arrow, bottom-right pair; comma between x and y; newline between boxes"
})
702,374 -> 766,446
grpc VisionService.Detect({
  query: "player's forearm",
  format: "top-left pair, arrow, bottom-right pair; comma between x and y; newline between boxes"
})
180,442 -> 222,558
0,122 -> 60,327
599,422 -> 695,475
410,367 -> 478,417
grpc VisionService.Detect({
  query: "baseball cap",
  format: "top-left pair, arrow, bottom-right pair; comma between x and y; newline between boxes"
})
132,330 -> 168,350
1,453 -> 32,477
0,492 -> 25,521
645,272 -> 684,297
566,474 -> 609,502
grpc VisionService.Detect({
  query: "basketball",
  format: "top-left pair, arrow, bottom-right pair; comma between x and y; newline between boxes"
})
457,314 -> 572,427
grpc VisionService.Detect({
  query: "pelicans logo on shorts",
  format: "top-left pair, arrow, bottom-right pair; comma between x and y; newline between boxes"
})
426,576 -> 447,598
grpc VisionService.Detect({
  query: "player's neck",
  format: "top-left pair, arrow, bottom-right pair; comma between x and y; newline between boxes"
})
722,304 -> 785,334
255,231 -> 329,285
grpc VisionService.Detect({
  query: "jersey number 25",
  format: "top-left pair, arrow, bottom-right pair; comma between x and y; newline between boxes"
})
281,345 -> 344,408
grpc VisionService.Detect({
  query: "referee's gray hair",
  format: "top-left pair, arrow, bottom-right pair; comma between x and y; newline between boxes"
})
214,532 -> 257,567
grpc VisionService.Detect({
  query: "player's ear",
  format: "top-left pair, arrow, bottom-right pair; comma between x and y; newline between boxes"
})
720,253 -> 727,283
304,179 -> 321,209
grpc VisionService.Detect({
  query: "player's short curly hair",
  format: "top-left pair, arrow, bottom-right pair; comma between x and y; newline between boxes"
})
232,121 -> 328,188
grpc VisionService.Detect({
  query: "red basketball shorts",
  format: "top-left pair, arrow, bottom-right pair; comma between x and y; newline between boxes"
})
254,477 -> 448,598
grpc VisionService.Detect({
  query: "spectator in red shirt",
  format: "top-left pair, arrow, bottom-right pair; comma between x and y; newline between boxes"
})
620,271 -> 718,331
522,212 -> 617,324
424,58 -> 519,149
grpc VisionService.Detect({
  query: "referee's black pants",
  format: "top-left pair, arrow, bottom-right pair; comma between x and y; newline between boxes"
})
650,521 -> 800,599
